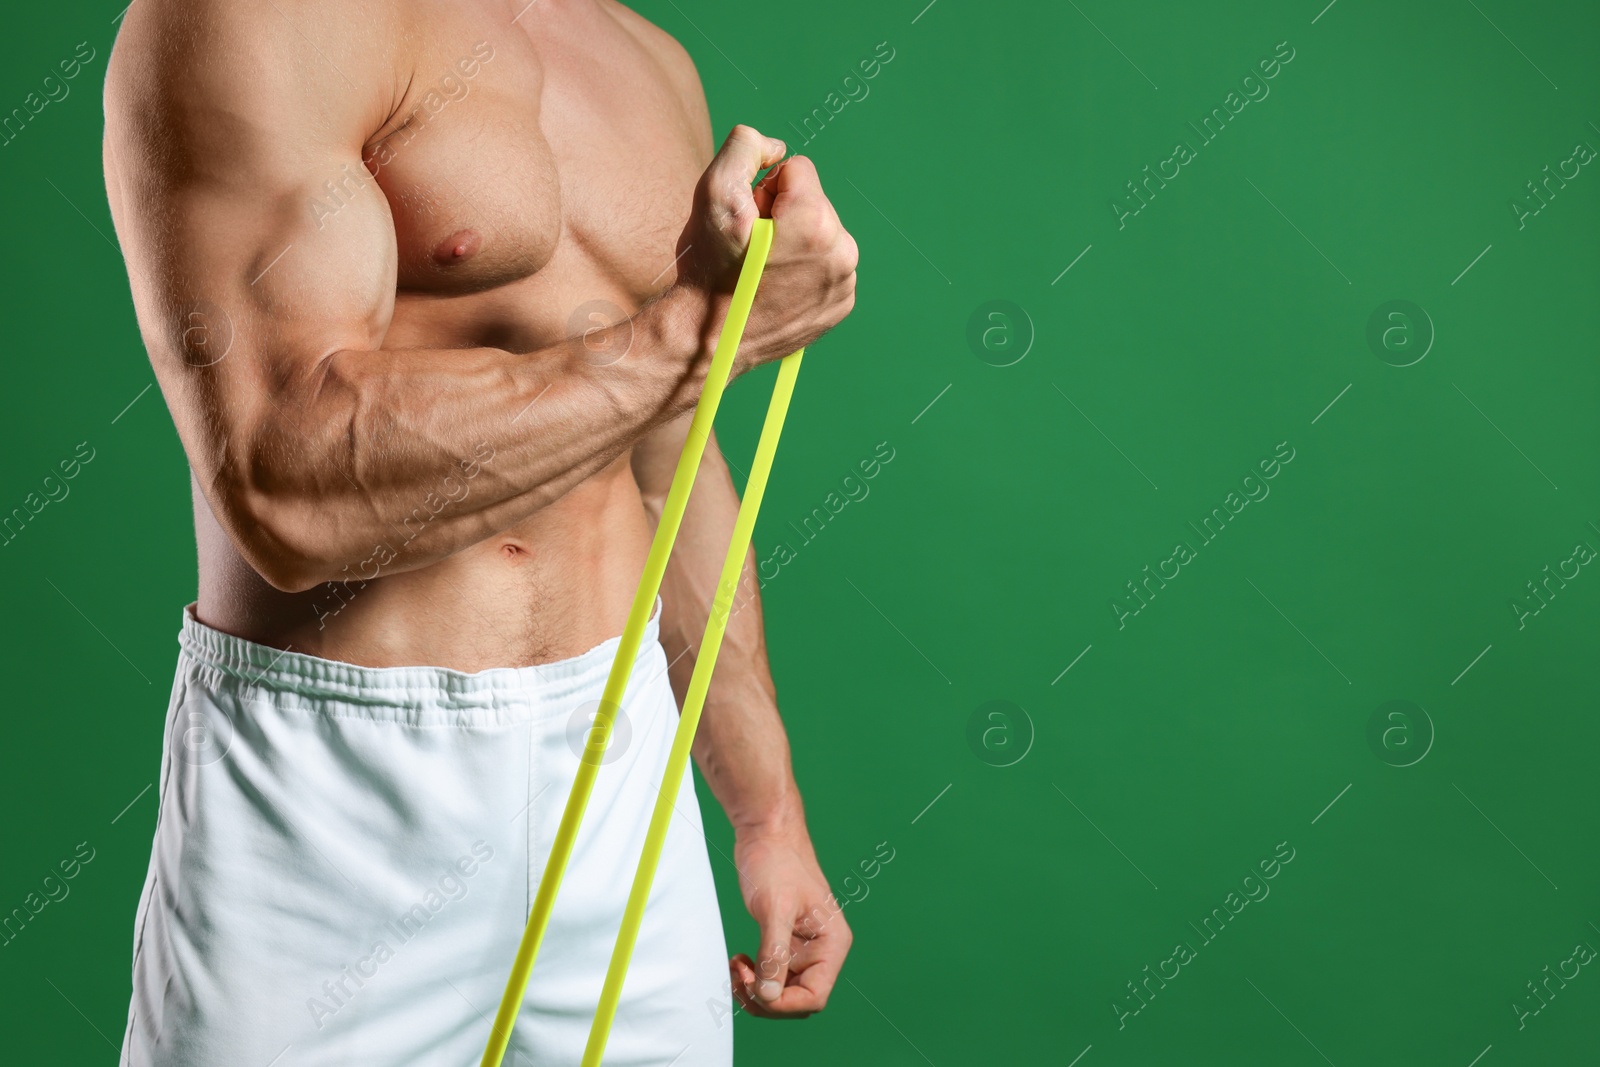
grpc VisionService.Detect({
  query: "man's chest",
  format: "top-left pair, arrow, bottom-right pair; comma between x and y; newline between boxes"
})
364,1 -> 707,308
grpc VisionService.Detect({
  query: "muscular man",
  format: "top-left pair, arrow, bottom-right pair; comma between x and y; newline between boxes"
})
102,0 -> 857,1062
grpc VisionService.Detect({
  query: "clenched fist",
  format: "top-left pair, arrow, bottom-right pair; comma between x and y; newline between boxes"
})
674,124 -> 859,373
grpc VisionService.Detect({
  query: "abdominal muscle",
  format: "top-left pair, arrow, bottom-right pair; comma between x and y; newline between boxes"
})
194,455 -> 657,672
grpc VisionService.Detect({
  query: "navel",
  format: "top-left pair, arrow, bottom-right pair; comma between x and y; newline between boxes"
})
433,228 -> 483,266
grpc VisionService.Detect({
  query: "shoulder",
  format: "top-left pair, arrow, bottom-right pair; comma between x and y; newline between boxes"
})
598,0 -> 698,72
107,0 -> 407,152
598,1 -> 710,139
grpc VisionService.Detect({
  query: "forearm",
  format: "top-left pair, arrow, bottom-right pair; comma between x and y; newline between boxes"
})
687,569 -> 807,837
640,426 -> 806,835
229,285 -> 716,591
678,548 -> 802,835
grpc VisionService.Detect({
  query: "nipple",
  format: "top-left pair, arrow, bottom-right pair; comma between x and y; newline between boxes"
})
433,229 -> 482,266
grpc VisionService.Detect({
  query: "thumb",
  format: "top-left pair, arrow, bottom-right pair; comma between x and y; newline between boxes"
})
700,124 -> 787,247
753,899 -> 797,1004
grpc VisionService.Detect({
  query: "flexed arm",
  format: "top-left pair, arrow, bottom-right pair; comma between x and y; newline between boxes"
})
102,2 -> 848,592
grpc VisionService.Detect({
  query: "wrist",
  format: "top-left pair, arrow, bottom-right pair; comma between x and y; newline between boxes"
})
728,789 -> 809,842
647,282 -> 727,379
596,283 -> 706,427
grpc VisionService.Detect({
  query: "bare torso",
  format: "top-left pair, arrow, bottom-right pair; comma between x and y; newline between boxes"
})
105,0 -> 859,1011
179,0 -> 712,669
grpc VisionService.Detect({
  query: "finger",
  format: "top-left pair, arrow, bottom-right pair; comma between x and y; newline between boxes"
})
731,953 -> 811,1020
765,155 -> 844,227
755,924 -> 846,1016
703,125 -> 787,240
786,932 -> 847,1011
730,952 -> 773,1005
753,155 -> 788,217
764,154 -> 821,221
752,898 -> 799,1006
842,229 -> 860,273
765,156 -> 850,257
729,954 -> 762,1013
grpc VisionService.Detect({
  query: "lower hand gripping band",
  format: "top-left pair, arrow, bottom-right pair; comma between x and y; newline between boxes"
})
479,216 -> 805,1067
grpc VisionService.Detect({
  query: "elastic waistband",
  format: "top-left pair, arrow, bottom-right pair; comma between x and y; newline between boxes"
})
176,600 -> 661,708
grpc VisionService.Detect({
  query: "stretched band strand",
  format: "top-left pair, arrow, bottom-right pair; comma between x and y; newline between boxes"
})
480,217 -> 802,1067
581,346 -> 803,1066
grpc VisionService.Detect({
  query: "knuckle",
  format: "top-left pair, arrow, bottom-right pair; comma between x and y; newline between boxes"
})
795,207 -> 832,250
717,174 -> 748,206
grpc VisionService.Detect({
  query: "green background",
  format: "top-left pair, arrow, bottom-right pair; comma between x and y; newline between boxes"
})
3,0 -> 1597,1063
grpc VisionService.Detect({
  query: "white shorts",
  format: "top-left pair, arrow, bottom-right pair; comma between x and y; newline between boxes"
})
121,603 -> 734,1066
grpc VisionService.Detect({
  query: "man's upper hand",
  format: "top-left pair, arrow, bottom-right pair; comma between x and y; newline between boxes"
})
674,124 -> 859,375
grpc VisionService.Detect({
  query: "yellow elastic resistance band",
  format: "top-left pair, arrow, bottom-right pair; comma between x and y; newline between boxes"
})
580,318 -> 803,1067
480,216 -> 804,1067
